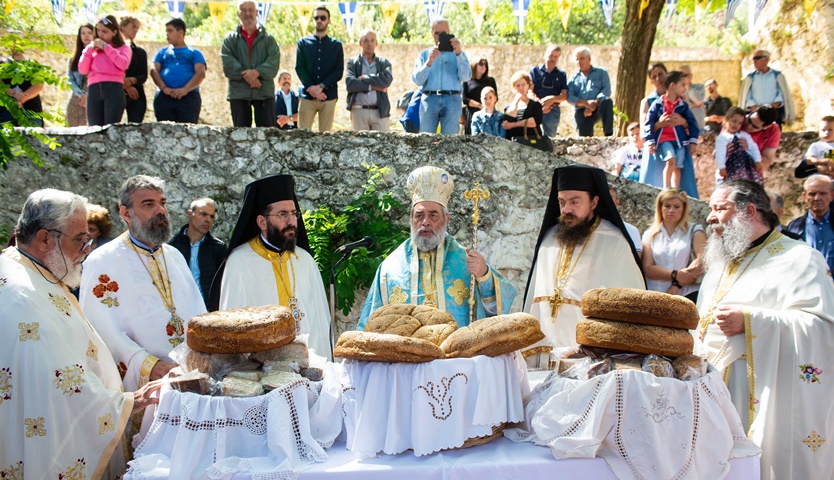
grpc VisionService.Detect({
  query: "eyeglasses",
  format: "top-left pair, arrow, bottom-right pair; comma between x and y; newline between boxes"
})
752,55 -> 767,61
313,15 -> 328,21
478,61 -> 488,66
49,229 -> 93,253
746,114 -> 764,131
264,210 -> 300,222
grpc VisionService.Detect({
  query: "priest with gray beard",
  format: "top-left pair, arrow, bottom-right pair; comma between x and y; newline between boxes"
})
80,175 -> 205,445
523,165 -> 644,368
358,165 -> 516,329
695,179 -> 834,480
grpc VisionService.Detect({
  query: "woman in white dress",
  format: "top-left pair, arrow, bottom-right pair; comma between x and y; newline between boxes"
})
641,189 -> 706,303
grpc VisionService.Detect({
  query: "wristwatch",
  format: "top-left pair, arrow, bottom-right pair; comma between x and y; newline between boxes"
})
319,83 -> 326,90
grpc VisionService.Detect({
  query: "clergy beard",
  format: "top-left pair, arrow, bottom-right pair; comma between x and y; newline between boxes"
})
704,214 -> 754,270
554,215 -> 595,246
129,210 -> 171,247
44,245 -> 83,288
411,223 -> 446,252
266,223 -> 297,252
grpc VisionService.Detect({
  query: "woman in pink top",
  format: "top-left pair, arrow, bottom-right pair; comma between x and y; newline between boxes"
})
78,15 -> 132,126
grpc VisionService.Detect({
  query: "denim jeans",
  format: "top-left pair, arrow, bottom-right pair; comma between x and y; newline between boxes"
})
154,90 -> 201,124
541,107 -> 561,137
419,93 -> 462,135
573,97 -> 614,136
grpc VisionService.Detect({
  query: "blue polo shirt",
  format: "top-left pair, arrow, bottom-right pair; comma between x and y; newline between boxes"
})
567,66 -> 611,108
153,45 -> 206,90
530,63 -> 567,100
805,210 -> 834,273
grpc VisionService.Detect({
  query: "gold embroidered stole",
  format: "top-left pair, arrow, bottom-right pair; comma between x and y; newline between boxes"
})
248,237 -> 296,307
122,233 -> 184,348
409,240 -> 446,310
532,218 -> 601,317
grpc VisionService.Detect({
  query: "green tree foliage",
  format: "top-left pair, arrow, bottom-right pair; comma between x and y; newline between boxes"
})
305,165 -> 409,315
0,4 -> 67,168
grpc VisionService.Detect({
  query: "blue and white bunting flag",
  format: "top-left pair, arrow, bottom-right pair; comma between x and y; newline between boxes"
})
725,0 -> 742,26
51,0 -> 65,25
339,2 -> 358,32
166,0 -> 186,18
748,0 -> 768,30
424,0 -> 445,22
84,0 -> 102,23
512,0 -> 530,33
257,2 -> 271,25
599,0 -> 615,27
664,0 -> 677,22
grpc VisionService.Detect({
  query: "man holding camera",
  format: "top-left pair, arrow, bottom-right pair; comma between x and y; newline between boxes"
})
412,18 -> 470,135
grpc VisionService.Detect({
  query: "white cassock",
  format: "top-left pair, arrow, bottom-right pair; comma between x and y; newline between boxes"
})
695,230 -> 834,480
1,248 -> 133,479
80,234 -> 206,442
219,240 -> 333,359
523,219 -> 644,364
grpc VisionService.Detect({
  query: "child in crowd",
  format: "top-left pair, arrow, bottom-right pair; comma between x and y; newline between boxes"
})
643,71 -> 699,190
78,15 -> 132,126
795,116 -> 834,178
470,86 -> 505,137
611,121 -> 642,181
714,106 -> 762,184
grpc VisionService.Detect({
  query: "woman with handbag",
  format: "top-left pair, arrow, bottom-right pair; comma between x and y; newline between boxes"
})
641,188 -> 706,303
502,71 -> 549,151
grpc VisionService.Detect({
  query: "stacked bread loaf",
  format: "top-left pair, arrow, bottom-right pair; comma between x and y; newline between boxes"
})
577,288 -> 698,358
334,304 -> 544,362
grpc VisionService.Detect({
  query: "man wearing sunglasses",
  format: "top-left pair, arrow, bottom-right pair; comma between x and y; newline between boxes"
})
296,5 -> 344,132
221,0 -> 281,127
739,49 -> 794,127
731,106 -> 781,172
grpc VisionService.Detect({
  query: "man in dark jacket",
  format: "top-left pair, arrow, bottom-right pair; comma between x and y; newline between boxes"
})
345,29 -> 392,132
295,5 -> 344,132
274,70 -> 299,129
221,0 -> 281,127
120,16 -> 147,123
786,175 -> 834,274
169,198 -> 227,311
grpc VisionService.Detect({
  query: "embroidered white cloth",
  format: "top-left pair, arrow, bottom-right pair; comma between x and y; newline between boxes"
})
126,364 -> 344,480
337,352 -> 527,457
505,368 -> 761,480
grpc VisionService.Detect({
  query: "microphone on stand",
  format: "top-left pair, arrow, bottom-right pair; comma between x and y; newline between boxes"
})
335,236 -> 373,254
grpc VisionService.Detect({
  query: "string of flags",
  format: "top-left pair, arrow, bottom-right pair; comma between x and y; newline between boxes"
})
49,0 -> 818,34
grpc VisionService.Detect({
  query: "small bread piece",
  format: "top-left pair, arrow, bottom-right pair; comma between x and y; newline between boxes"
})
576,318 -> 694,358
260,371 -> 302,389
642,355 -> 675,378
440,313 -> 545,358
612,357 -> 643,371
187,305 -> 296,354
412,323 -> 458,346
184,349 -> 213,374
334,331 -> 443,363
581,288 -> 700,330
227,370 -> 262,382
222,377 -> 264,397
673,355 -> 708,380
251,341 -> 310,369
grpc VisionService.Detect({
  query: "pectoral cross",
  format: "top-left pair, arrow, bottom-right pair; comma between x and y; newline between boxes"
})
549,287 -> 564,318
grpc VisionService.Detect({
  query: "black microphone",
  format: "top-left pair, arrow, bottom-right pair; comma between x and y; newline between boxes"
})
335,236 -> 373,254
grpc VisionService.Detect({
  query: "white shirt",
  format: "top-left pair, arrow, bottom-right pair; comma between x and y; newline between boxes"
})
643,222 -> 703,297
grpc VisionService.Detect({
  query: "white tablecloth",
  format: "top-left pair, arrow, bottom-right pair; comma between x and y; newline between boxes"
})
505,368 -> 763,480
126,363 -> 343,480
338,352 -> 527,457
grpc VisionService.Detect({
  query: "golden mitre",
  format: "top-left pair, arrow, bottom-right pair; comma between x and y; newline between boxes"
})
406,166 -> 454,207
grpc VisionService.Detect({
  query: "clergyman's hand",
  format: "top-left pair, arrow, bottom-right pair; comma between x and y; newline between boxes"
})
131,380 -> 162,415
465,248 -> 488,278
714,305 -> 746,337
149,360 -> 176,381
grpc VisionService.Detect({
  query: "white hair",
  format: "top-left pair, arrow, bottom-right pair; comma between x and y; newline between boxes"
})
15,189 -> 88,245
189,197 -> 215,212
431,17 -> 450,30
358,29 -> 376,42
804,174 -> 833,192
572,47 -> 591,59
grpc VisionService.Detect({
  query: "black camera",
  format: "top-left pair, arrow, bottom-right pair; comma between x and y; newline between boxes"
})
438,33 -> 455,52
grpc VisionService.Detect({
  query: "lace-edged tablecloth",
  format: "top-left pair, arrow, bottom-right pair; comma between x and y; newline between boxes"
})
504,367 -> 762,480
126,363 -> 344,480
337,352 -> 528,458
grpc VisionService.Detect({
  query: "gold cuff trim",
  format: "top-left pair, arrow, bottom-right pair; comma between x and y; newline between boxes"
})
532,296 -> 582,307
475,269 -> 493,283
139,354 -> 159,388
481,295 -> 496,303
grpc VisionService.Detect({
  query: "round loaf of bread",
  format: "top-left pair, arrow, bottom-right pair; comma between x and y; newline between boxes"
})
581,288 -> 699,330
365,304 -> 458,346
576,317 -> 693,358
440,313 -> 545,358
187,305 -> 296,354
334,331 -> 443,363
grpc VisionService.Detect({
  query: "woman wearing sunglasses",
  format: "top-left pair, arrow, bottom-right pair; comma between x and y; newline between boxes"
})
78,15 -> 132,126
461,58 -> 497,135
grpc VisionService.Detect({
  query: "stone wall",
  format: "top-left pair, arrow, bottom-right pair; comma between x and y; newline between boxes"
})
33,40 -> 737,133
4,125 -> 816,328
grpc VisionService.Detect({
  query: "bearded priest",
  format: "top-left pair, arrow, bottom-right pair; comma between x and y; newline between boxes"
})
358,165 -> 516,329
80,175 -> 206,444
216,174 -> 333,359
696,179 -> 834,480
522,165 -> 644,367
